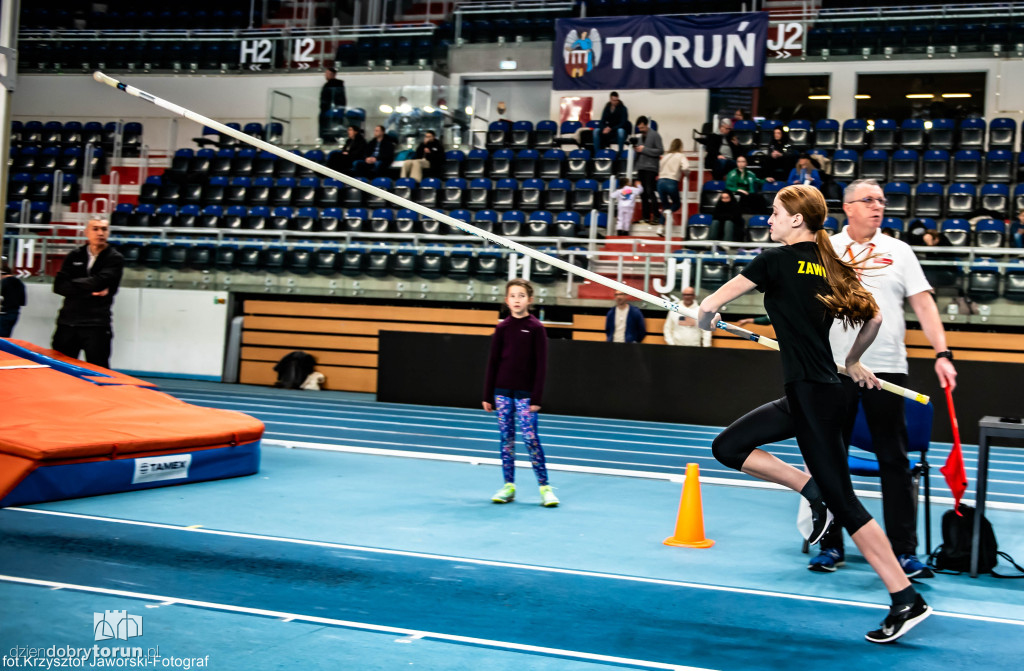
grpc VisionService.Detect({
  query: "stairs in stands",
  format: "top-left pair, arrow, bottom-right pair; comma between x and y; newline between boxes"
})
71,156 -> 169,217
577,234 -> 684,300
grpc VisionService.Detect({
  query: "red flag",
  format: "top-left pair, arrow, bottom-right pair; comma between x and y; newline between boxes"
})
940,386 -> 968,514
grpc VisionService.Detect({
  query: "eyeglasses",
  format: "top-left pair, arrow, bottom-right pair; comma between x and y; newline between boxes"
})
847,196 -> 888,207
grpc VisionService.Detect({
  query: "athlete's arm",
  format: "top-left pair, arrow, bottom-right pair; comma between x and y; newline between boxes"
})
697,275 -> 756,331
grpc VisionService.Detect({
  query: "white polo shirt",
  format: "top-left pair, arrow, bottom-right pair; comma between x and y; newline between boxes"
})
829,227 -> 933,374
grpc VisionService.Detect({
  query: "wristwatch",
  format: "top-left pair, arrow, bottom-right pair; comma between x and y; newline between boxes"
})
936,350 -> 954,361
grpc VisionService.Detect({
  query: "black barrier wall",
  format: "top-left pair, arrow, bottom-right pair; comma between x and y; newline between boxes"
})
377,331 -> 1024,445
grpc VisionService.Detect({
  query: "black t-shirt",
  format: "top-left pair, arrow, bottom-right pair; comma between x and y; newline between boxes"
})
740,241 -> 840,385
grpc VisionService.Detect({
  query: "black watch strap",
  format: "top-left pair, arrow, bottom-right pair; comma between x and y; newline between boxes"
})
936,350 -> 954,361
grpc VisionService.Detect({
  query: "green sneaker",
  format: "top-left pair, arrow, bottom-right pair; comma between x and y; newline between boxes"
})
491,483 -> 516,503
539,485 -> 560,507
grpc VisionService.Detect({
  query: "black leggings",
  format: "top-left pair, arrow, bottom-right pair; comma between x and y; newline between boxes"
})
712,380 -> 873,536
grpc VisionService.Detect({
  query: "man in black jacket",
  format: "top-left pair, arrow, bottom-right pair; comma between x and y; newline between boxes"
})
328,125 -> 368,175
354,125 -> 396,178
595,91 -> 630,153
399,130 -> 444,182
319,66 -> 347,142
52,219 -> 124,369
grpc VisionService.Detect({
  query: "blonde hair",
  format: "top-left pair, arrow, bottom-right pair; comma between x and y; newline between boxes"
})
667,138 -> 683,153
775,185 -> 878,327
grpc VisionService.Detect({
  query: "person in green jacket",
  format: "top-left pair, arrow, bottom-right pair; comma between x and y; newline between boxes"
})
725,155 -> 775,213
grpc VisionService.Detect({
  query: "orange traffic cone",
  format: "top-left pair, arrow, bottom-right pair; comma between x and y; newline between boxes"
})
663,462 -> 714,548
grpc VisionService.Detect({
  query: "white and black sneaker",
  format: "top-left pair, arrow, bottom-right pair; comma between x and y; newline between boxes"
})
865,594 -> 932,644
807,500 -> 834,547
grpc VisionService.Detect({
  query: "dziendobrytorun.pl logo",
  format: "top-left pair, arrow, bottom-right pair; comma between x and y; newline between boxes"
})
3,611 -> 210,668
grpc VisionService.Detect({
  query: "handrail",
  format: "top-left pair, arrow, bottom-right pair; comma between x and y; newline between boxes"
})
18,24 -> 438,41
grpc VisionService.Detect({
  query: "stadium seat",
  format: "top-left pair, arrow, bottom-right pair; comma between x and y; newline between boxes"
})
746,215 -> 771,243
984,149 -> 1013,183
472,209 -> 498,235
366,177 -> 393,208
513,149 -> 539,179
881,217 -> 905,238
891,150 -> 919,183
913,182 -> 945,219
392,243 -> 417,277
463,148 -> 489,179
467,178 -> 493,209
975,219 -> 1006,247
952,150 -> 982,183
486,121 -> 510,151
572,179 -> 599,211
899,119 -> 926,150
365,243 -> 392,277
860,150 -> 888,182
700,181 -> 727,214
883,182 -> 912,218
922,150 -> 950,183
988,118 -> 1016,151
534,120 -> 557,149
831,149 -> 858,181
511,121 -> 534,149
319,207 -> 343,233
1004,262 -> 1024,301
342,207 -> 367,233
823,216 -> 840,234
545,178 -> 570,210
700,255 -> 731,290
444,150 -> 465,179
414,177 -> 441,209
500,210 -> 526,237
489,148 -> 514,179
474,249 -> 504,280
731,120 -> 758,149
540,149 -> 565,179
340,245 -> 367,276
317,179 -> 342,208
841,119 -> 868,150
940,218 -> 971,246
979,183 -> 1010,218
871,119 -> 899,151
687,214 -> 712,241
416,245 -> 445,279
787,120 -> 813,150
519,178 -> 545,211
814,119 -> 839,150
966,258 -> 1000,302
493,178 -> 518,211
946,183 -> 976,218
566,149 -> 591,180
441,178 -> 467,210
929,119 -> 956,151
395,209 -> 418,235
959,118 -> 986,150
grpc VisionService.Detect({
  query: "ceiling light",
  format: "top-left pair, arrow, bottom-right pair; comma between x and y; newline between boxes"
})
854,94 -> 871,99
807,95 -> 831,100
905,94 -> 935,99
941,93 -> 972,98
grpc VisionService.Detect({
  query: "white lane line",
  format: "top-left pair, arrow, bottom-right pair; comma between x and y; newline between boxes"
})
6,511 -> 1024,627
0,574 -> 710,671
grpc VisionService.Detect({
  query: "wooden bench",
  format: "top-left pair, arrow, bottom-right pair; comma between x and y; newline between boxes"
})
240,301 -> 499,392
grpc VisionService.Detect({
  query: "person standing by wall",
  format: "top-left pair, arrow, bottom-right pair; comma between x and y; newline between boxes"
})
605,291 -> 646,343
663,287 -> 711,347
483,279 -> 559,507
318,66 -> 347,143
1,259 -> 27,338
52,219 -> 124,369
633,116 -> 663,225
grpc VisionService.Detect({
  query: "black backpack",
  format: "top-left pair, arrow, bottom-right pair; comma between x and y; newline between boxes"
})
273,351 -> 316,390
928,504 -> 1024,577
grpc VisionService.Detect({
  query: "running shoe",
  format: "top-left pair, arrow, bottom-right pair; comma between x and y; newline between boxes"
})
865,594 -> 932,644
808,547 -> 845,573
808,499 -> 834,546
491,483 -> 516,503
539,485 -> 560,507
898,554 -> 935,579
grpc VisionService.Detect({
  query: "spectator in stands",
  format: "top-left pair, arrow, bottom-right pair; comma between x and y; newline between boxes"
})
354,125 -> 396,178
922,229 -> 952,247
765,127 -> 795,181
319,66 -> 346,143
52,219 -> 124,370
733,108 -> 753,122
495,101 -> 513,126
711,189 -> 745,242
657,138 -> 689,232
1,259 -> 26,338
610,180 -> 642,234
1011,210 -> 1024,248
787,155 -> 822,189
663,287 -> 711,347
329,125 -> 367,175
809,178 -> 957,577
399,130 -> 444,182
605,291 -> 646,343
633,116 -> 663,224
595,91 -> 630,153
725,155 -> 774,213
696,118 -> 738,180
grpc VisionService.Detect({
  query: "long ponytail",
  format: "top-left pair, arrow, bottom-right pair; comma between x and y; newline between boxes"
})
813,228 -> 878,327
774,185 -> 879,327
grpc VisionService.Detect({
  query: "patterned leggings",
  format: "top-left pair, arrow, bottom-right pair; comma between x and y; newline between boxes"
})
495,394 -> 549,485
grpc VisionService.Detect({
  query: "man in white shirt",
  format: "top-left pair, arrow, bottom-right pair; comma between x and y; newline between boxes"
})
809,179 -> 958,578
663,287 -> 711,347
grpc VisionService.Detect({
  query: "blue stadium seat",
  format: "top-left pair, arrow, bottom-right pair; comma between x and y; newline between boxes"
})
929,119 -> 956,151
473,209 -> 499,235
534,120 -> 558,149
414,177 -> 442,209
513,149 -> 539,179
731,120 -> 758,149
979,183 -> 1010,218
841,119 -> 868,149
974,219 -> 1006,247
342,207 -> 368,233
940,218 -> 971,246
528,210 -> 554,236
500,210 -> 527,237
871,118 -> 899,151
860,149 -> 889,182
493,178 -> 519,211
787,120 -> 813,150
891,150 -> 919,183
545,178 -> 571,210
539,149 -> 565,179
511,121 -> 534,149
952,150 -> 982,183
1005,261 -> 1024,302
966,257 -> 1000,302
700,180 -> 727,214
959,118 -> 986,150
922,150 -> 950,183
566,149 -> 592,180
467,178 -> 493,209
369,208 -> 394,234
946,182 -> 976,218
464,148 -> 489,179
687,214 -> 712,241
984,149 -> 1013,183
394,208 -> 418,235
572,178 -> 599,211
881,217 -> 905,238
490,148 -> 514,179
444,150 -> 465,179
519,178 -> 545,211
988,118 -> 1016,151
486,121 -> 510,151
831,149 -> 859,181
814,119 -> 839,149
320,207 -> 344,233
441,177 -> 467,210
883,182 -> 912,218
913,182 -> 945,218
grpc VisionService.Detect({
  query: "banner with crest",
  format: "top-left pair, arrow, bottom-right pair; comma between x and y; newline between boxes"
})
553,13 -> 769,91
